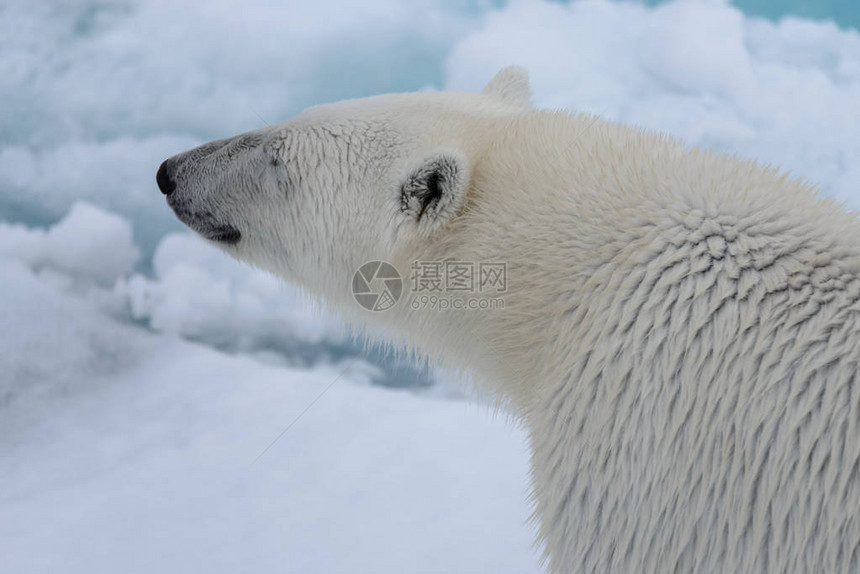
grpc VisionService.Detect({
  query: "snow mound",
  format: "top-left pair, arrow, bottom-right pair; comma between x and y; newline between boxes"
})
120,232 -> 344,352
0,201 -> 139,285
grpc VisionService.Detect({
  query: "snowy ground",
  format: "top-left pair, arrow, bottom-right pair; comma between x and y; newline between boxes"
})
2,1 -> 859,572
0,258 -> 536,573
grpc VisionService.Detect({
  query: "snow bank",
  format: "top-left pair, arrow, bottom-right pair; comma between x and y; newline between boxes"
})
120,231 -> 344,353
0,135 -> 199,254
0,202 -> 139,285
0,254 -> 538,573
0,0 -> 474,144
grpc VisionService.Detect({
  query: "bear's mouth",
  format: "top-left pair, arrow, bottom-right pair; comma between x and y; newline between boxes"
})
201,224 -> 241,244
168,199 -> 242,245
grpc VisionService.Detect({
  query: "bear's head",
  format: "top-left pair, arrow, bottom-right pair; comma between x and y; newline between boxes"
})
157,67 -> 531,319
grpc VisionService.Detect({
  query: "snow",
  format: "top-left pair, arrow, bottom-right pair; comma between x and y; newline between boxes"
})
120,232 -> 343,350
0,255 -> 537,574
0,202 -> 139,286
1,0 -> 859,572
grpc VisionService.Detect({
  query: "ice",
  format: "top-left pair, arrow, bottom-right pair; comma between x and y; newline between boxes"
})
0,256 -> 538,574
119,231 -> 344,352
0,202 -> 139,285
0,0 -> 475,144
2,0 -> 860,572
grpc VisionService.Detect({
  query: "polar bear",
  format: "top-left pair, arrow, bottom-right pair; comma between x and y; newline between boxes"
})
157,68 -> 860,573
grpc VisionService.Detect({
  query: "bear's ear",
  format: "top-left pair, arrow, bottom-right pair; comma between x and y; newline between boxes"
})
400,150 -> 469,229
482,66 -> 531,109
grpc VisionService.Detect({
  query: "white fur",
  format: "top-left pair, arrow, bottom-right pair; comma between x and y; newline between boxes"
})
164,67 -> 860,573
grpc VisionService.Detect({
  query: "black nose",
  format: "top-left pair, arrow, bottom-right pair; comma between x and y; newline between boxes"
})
156,160 -> 176,196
